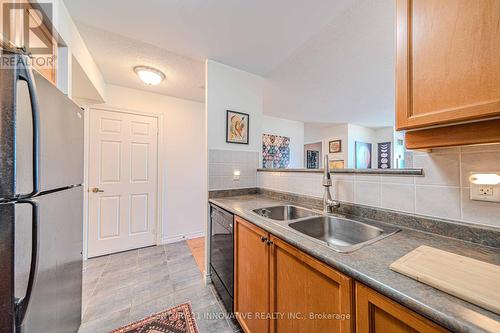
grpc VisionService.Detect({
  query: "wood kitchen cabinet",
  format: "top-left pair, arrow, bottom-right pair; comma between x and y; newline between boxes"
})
269,235 -> 353,333
355,283 -> 449,333
234,216 -> 271,333
396,0 -> 500,148
234,216 -> 354,333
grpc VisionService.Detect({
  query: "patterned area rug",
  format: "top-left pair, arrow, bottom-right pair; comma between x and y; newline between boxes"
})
109,303 -> 199,333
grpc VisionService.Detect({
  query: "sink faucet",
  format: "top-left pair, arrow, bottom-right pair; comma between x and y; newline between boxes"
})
323,155 -> 340,213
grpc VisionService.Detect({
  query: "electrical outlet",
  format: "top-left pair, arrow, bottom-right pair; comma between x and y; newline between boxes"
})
478,186 -> 493,196
470,184 -> 500,202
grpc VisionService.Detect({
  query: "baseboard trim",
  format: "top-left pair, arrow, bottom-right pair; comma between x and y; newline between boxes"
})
160,231 -> 205,244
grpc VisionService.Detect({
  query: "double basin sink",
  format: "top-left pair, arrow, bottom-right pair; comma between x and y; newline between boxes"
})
253,205 -> 400,253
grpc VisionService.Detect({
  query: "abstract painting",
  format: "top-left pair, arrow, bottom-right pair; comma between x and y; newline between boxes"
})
329,159 -> 345,170
329,140 -> 342,153
377,142 -> 392,169
226,110 -> 249,144
262,134 -> 290,168
355,141 -> 372,169
306,150 -> 320,169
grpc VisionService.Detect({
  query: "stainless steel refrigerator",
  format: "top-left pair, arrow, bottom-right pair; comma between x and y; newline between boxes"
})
0,49 -> 84,332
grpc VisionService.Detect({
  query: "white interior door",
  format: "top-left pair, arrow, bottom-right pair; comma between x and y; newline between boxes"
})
88,108 -> 158,258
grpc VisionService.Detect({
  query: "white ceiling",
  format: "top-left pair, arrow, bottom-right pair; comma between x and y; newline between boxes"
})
64,0 -> 353,75
264,0 -> 396,127
64,0 -> 396,126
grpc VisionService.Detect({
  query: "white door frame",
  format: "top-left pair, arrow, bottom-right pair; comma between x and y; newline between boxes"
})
83,104 -> 165,260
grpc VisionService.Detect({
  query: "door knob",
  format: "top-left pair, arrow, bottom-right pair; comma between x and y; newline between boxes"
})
91,187 -> 104,193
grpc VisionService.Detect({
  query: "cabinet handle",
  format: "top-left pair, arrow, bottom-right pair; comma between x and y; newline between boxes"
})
267,240 -> 274,246
261,236 -> 268,243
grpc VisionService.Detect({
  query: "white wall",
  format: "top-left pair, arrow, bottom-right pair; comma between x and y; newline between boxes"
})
303,123 -> 395,168
262,116 -> 305,168
206,60 -> 264,152
373,127 -> 395,168
103,84 -> 206,243
305,123 -> 349,167
348,125 -> 394,168
348,124 -> 375,168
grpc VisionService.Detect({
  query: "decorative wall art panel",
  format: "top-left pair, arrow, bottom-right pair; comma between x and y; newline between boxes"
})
355,141 -> 372,169
306,150 -> 320,169
226,110 -> 249,144
329,140 -> 342,153
329,159 -> 345,170
378,142 -> 392,169
262,134 -> 290,169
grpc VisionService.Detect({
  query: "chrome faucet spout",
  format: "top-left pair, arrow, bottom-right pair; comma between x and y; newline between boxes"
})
322,155 -> 340,213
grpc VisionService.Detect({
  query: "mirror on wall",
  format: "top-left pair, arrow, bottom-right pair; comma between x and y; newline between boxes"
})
261,117 -> 413,171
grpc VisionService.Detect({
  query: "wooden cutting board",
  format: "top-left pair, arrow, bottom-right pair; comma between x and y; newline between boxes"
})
390,245 -> 500,315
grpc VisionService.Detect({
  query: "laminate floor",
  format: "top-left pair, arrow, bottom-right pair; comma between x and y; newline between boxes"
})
79,241 -> 239,333
186,237 -> 205,273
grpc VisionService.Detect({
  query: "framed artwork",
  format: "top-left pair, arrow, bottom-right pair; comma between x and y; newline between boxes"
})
306,150 -> 320,169
329,159 -> 345,170
377,142 -> 392,169
262,134 -> 290,168
355,141 -> 372,169
226,110 -> 249,144
329,140 -> 342,153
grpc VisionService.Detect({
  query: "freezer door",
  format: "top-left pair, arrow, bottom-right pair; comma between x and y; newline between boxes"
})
0,187 -> 83,333
16,71 -> 84,194
18,187 -> 83,333
1,52 -> 83,198
0,51 -> 26,199
0,203 -> 16,332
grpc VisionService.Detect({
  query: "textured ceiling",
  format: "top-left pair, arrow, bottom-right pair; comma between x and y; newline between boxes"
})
264,0 -> 396,126
63,0 -> 353,75
65,0 -> 396,126
76,23 -> 205,102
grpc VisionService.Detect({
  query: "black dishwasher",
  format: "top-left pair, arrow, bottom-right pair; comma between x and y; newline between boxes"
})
210,204 -> 234,313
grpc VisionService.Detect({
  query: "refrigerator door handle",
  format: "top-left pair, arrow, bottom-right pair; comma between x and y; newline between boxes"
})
14,200 -> 39,330
16,54 -> 40,199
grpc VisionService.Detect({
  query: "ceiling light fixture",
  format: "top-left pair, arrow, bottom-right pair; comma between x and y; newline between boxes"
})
134,66 -> 166,86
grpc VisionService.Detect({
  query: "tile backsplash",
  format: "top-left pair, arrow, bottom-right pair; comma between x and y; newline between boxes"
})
258,145 -> 500,229
209,149 -> 259,190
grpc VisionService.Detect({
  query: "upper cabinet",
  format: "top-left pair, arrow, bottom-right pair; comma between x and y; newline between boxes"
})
396,0 -> 500,148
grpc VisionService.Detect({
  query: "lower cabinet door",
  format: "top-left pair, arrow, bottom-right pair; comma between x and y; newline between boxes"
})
234,217 -> 270,333
355,283 -> 449,333
269,236 -> 354,333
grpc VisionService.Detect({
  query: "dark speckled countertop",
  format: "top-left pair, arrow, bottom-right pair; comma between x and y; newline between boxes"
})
209,194 -> 500,333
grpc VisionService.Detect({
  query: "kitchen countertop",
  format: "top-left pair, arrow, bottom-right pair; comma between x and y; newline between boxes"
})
209,194 -> 500,333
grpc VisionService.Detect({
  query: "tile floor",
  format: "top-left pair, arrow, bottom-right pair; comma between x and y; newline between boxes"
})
79,241 -> 239,333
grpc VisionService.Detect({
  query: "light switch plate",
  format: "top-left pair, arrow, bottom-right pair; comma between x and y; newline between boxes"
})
470,184 -> 500,202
